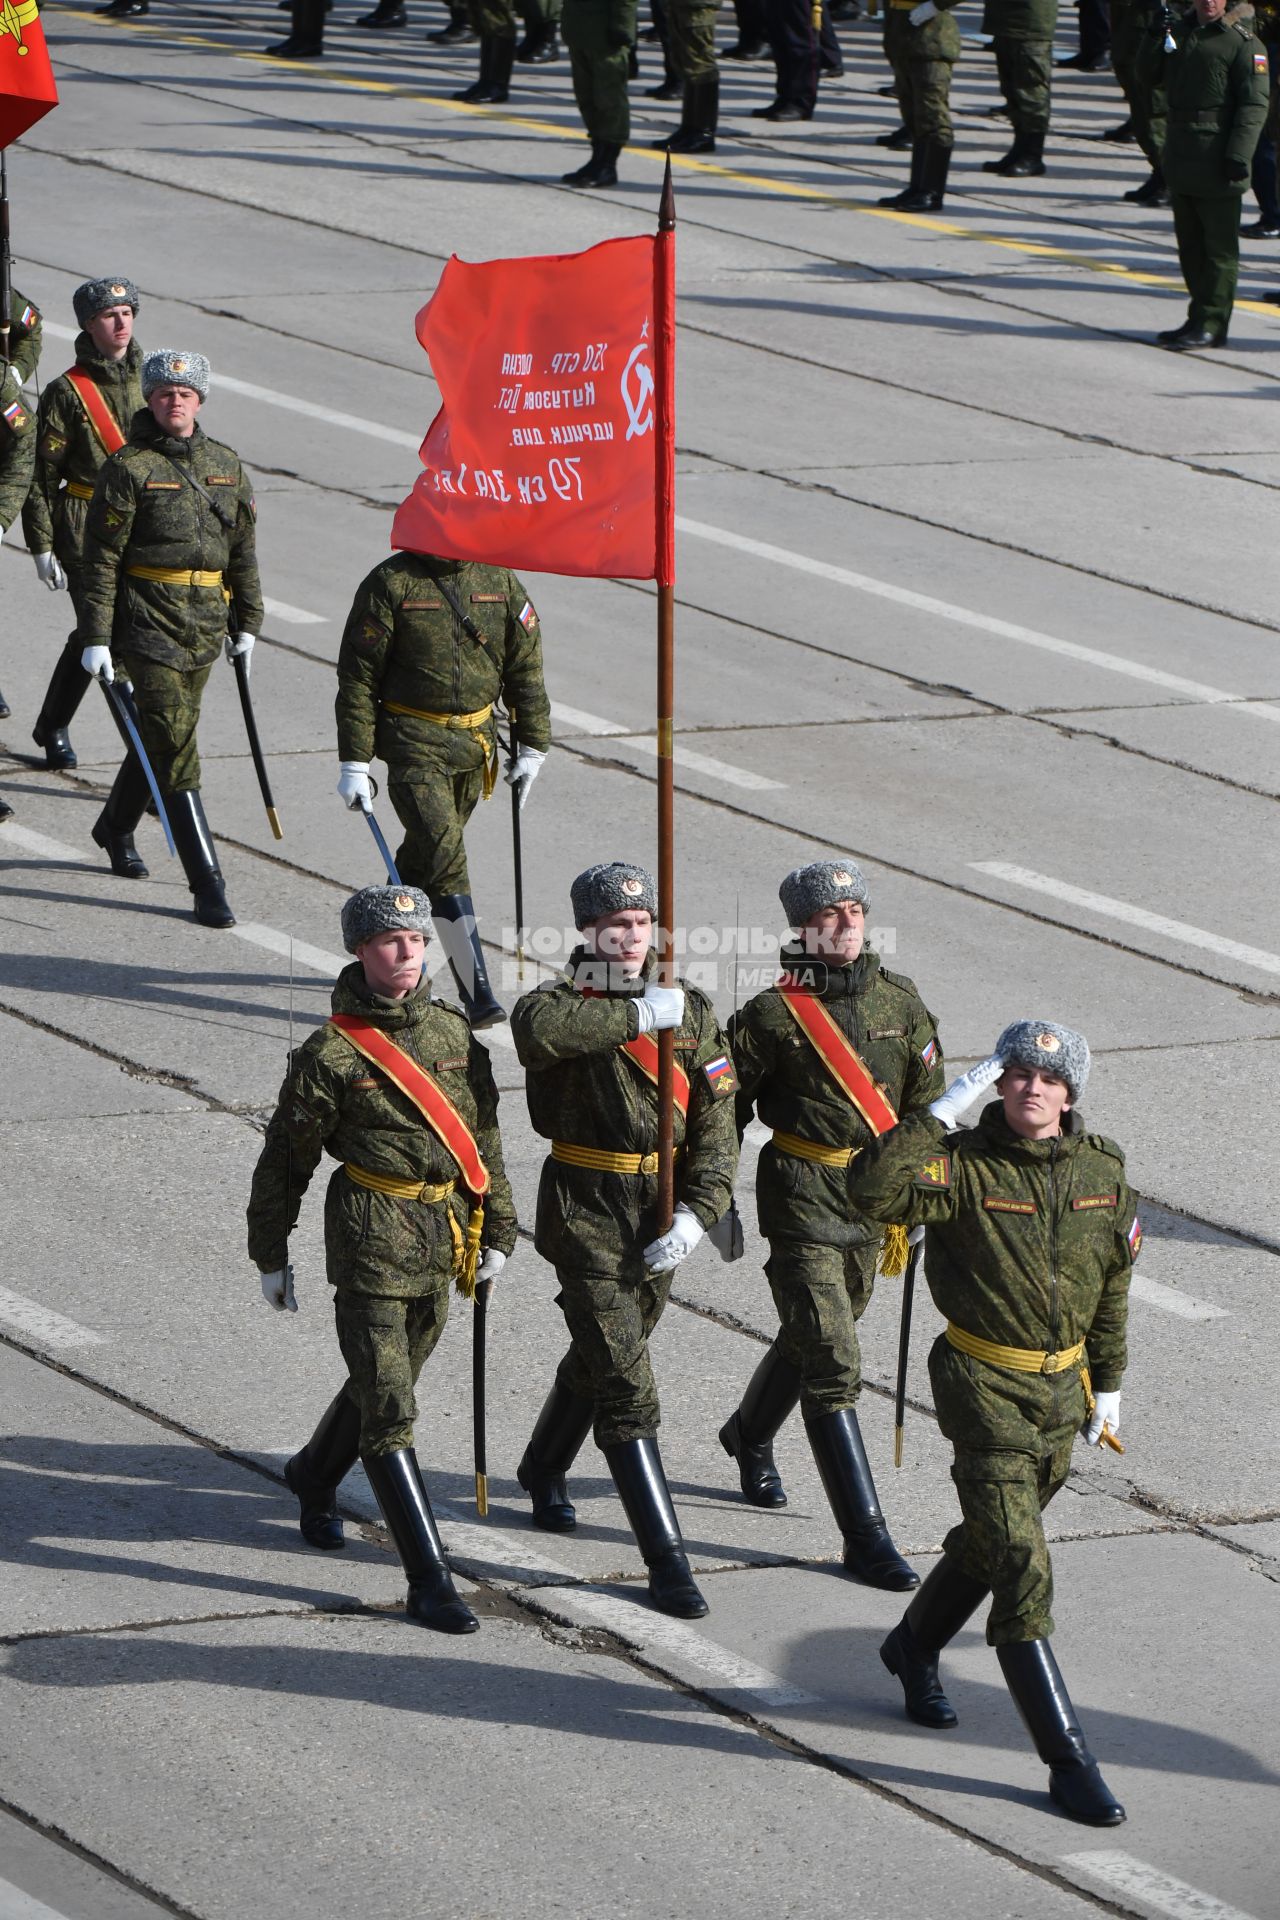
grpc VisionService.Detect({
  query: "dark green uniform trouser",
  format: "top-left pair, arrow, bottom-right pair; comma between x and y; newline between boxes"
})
386,726 -> 495,897
763,1237 -> 879,1418
1111,3 -> 1166,164
1169,190 -> 1242,334
553,1265 -> 675,1445
930,1338 -> 1085,1646
566,44 -> 632,141
994,36 -> 1053,134
668,0 -> 719,81
468,0 -> 518,31
884,9 -> 958,145
118,653 -> 213,795
334,1286 -> 451,1456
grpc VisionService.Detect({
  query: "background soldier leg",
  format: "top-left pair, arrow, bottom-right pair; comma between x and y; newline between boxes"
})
562,0 -> 633,180
112,652 -> 233,927
987,36 -> 1051,173
881,21 -> 955,209
657,1 -> 720,151
457,0 -> 518,99
389,761 -> 503,1025
283,1387 -> 363,1549
1164,192 -> 1238,344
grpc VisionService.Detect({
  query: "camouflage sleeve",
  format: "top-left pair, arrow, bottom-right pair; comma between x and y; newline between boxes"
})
501,573 -> 552,753
226,466 -> 265,633
680,996 -> 740,1229
10,293 -> 42,385
468,1036 -> 519,1256
0,418 -> 35,534
79,456 -> 137,653
846,1110 -> 961,1228
19,379 -> 68,554
900,996 -> 945,1116
1227,32 -> 1271,169
728,996 -> 775,1141
245,1045 -> 341,1272
511,984 -> 633,1070
1086,1173 -> 1137,1392
335,568 -> 397,763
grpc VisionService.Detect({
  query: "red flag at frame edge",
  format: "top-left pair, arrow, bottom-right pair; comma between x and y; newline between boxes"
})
392,234 -> 670,582
0,0 -> 58,149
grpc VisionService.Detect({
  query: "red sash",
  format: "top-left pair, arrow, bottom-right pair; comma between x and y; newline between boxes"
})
327,1014 -> 490,1195
777,983 -> 898,1137
65,367 -> 126,457
581,984 -> 691,1116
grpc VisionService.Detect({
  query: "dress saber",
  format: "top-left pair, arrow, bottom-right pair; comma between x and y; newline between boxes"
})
232,652 -> 283,839
894,1238 -> 923,1468
360,803 -> 401,884
473,1278 -> 492,1515
98,677 -> 176,856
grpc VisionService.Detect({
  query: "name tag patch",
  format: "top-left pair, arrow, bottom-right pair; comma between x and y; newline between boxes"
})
403,599 -> 443,611
469,593 -> 505,604
867,1027 -> 906,1040
1072,1194 -> 1117,1210
144,480 -> 181,490
430,1057 -> 468,1072
983,1197 -> 1036,1215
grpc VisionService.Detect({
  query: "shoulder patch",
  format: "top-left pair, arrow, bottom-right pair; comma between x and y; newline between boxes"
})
913,1153 -> 951,1190
702,1053 -> 740,1099
518,598 -> 538,630
920,1036 -> 939,1070
1127,1215 -> 1143,1261
354,616 -> 385,651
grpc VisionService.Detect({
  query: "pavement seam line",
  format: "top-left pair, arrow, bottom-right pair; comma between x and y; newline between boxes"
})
0,1793 -> 205,1920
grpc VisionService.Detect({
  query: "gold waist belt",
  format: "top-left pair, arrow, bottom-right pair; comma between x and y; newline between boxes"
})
344,1162 -> 456,1204
381,699 -> 498,797
125,564 -> 226,589
772,1129 -> 860,1168
552,1141 -> 685,1176
64,480 -> 95,500
945,1322 -> 1086,1376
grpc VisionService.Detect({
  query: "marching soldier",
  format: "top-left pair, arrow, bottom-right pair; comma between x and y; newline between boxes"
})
560,0 -> 637,186
23,278 -> 145,772
247,885 -> 515,1635
1141,0 -> 1269,348
78,349 -> 262,926
982,0 -> 1059,175
335,549 -> 551,1028
852,1022 -> 1137,1828
511,861 -> 739,1618
720,861 -> 942,1589
878,0 -> 962,209
0,286 -> 43,732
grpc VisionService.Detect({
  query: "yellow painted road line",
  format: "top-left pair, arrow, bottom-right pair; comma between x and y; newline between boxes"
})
56,7 -> 1280,316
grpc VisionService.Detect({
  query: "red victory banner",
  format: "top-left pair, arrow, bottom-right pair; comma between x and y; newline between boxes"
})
392,215 -> 674,585
0,0 -> 58,148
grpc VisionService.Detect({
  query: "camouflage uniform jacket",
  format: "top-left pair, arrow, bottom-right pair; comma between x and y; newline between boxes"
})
246,964 -> 518,1295
21,335 -> 145,570
0,392 -> 35,532
729,951 -> 944,1248
512,948 -> 739,1274
336,554 -> 552,768
847,1103 -> 1137,1392
79,410 -> 263,671
3,287 -> 42,387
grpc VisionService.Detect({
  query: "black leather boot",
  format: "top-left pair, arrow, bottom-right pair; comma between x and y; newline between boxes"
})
456,33 -> 514,100
33,636 -> 91,770
356,0 -> 408,24
660,74 -> 718,152
0,685 -> 8,718
363,1448 -> 479,1633
284,1391 -> 363,1549
1157,320 -> 1225,350
883,136 -> 949,210
0,793 -> 13,820
880,1555 -> 989,1727
876,123 -> 912,149
1123,166 -> 1168,206
719,1346 -> 800,1508
429,6 -> 476,39
166,789 -> 235,928
517,1379 -> 595,1530
562,140 -> 620,186
604,1436 -> 708,1618
997,1639 -> 1126,1826
526,21 -> 561,58
96,0 -> 148,14
879,138 -> 925,207
267,0 -> 325,56
984,130 -> 1045,176
805,1406 -> 919,1590
431,893 -> 506,1025
91,753 -> 151,880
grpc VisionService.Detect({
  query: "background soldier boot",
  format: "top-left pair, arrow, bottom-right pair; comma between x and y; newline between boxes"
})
603,1437 -> 709,1618
430,5 -> 477,38
517,1380 -> 595,1530
997,1640 -> 1126,1826
0,685 -> 8,718
896,137 -> 951,210
284,1390 -> 363,1550
879,141 -> 927,207
804,1407 -> 920,1590
562,141 -> 622,186
1123,165 -> 1168,205
718,1345 -> 801,1508
266,0 -> 326,55
431,894 -> 506,1026
91,754 -> 151,881
659,76 -> 719,152
32,638 -> 92,770
517,0 -> 560,58
0,795 -> 12,820
456,33 -> 516,99
356,0 -> 409,23
876,123 -> 913,148
95,0 -> 149,13
984,130 -> 1046,176
362,1449 -> 480,1633
167,790 -> 235,929
879,1555 -> 989,1727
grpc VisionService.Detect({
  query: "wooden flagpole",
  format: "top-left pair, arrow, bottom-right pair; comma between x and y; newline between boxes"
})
654,159 -> 677,1232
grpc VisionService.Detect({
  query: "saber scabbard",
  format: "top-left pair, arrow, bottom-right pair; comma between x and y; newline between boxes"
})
232,652 -> 283,839
361,804 -> 402,884
101,678 -> 176,857
893,1239 -> 923,1469
473,1278 -> 492,1516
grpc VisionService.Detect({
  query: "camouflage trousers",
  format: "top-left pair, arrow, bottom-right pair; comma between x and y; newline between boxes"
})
884,8 -> 958,144
333,1285 -> 451,1456
388,747 -> 493,897
929,1337 -> 1086,1645
763,1237 -> 879,1418
553,1264 -> 675,1446
993,35 -> 1052,133
118,652 -> 213,795
668,0 -> 719,82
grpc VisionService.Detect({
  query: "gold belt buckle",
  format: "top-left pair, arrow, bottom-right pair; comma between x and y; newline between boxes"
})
639,1151 -> 658,1175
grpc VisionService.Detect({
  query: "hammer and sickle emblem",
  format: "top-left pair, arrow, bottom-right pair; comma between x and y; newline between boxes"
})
621,341 -> 654,443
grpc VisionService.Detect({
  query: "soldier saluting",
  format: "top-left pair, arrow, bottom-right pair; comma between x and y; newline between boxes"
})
24,277 -> 145,773
511,861 -> 739,1619
851,1021 -> 1137,1828
247,885 -> 516,1634
720,860 -> 944,1590
335,549 -> 551,1027
78,349 -> 262,925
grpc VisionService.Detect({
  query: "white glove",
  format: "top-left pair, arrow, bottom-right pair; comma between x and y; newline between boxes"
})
633,983 -> 685,1034
260,1266 -> 297,1312
928,1054 -> 1004,1129
225,630 -> 255,664
643,1203 -> 705,1273
503,745 -> 546,812
477,1248 -> 506,1287
34,551 -> 67,591
708,1199 -> 745,1263
1083,1389 -> 1121,1447
337,761 -> 372,811
81,643 -> 114,683
909,0 -> 937,21
2,360 -> 21,393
